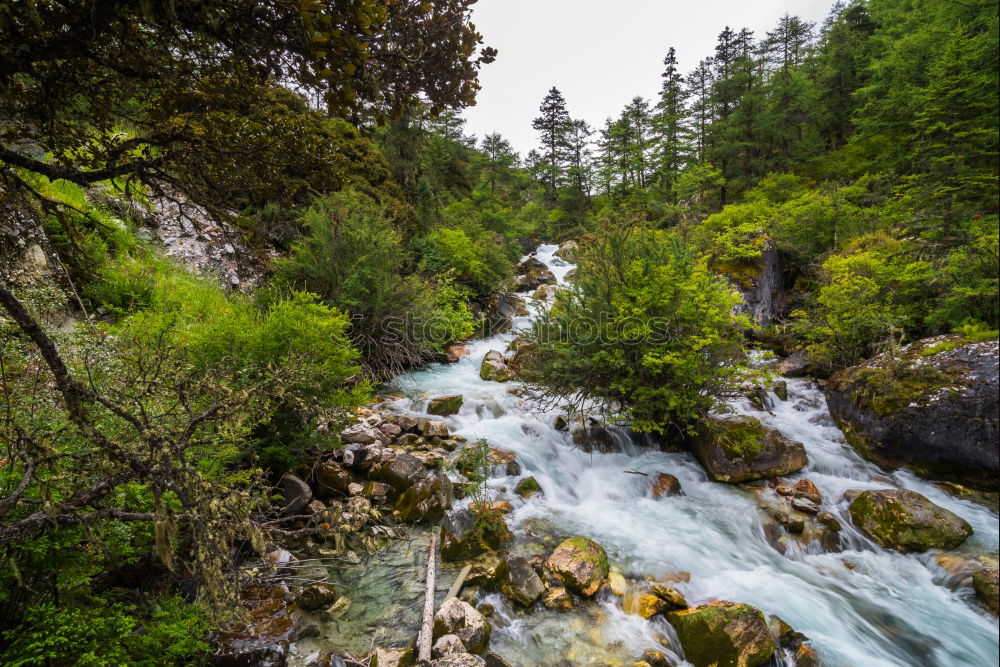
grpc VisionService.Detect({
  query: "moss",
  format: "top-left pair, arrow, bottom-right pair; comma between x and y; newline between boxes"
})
667,602 -> 775,667
514,476 -> 542,497
715,258 -> 764,290
848,490 -> 973,552
845,362 -> 950,418
709,418 -> 765,460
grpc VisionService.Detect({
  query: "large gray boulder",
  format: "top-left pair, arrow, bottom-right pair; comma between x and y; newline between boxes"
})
847,488 -> 973,552
433,598 -> 491,654
825,336 -> 999,489
688,415 -> 807,483
513,256 -> 555,292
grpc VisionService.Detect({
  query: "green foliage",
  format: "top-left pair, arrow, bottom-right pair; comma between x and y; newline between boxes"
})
522,224 -> 748,432
275,190 -> 474,377
2,597 -> 209,666
691,200 -> 771,268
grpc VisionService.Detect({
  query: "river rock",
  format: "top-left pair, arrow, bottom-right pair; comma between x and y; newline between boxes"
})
295,583 -> 338,611
433,597 -> 491,654
432,655 -> 486,667
651,583 -> 687,609
377,454 -> 425,493
440,508 -> 513,561
651,473 -> 683,498
825,335 -> 999,489
478,292 -> 528,335
456,447 -> 520,478
279,473 -> 313,515
772,380 -> 788,401
542,586 -> 573,611
433,634 -> 467,658
514,476 -> 542,498
545,536 -> 609,597
495,554 -> 545,606
775,350 -> 818,378
418,419 -> 450,438
688,415 -> 807,483
314,461 -> 353,498
793,478 -> 821,504
514,256 -> 556,293
554,240 -> 578,262
667,601 -> 775,667
972,567 -> 999,615
427,394 -> 464,417
479,350 -> 514,382
340,424 -> 378,445
394,471 -> 452,523
370,647 -> 414,667
847,488 -> 973,552
569,419 -> 620,453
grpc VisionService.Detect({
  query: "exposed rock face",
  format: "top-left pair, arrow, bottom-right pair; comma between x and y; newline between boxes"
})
847,488 -> 973,552
428,394 -> 464,416
688,415 -> 807,483
825,336 -> 999,489
433,598 -> 491,654
666,601 -> 776,667
440,508 -> 512,561
495,554 -> 545,606
726,241 -> 785,327
545,536 -> 609,597
479,350 -> 514,382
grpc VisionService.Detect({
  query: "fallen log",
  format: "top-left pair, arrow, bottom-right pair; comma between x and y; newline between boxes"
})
416,531 -> 438,664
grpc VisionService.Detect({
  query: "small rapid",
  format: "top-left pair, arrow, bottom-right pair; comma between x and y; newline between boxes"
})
375,244 -> 997,666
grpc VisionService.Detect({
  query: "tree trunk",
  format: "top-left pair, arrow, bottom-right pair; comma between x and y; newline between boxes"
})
416,531 -> 439,664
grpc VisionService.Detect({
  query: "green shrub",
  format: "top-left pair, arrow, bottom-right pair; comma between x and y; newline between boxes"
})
521,224 -> 748,433
275,190 -> 474,377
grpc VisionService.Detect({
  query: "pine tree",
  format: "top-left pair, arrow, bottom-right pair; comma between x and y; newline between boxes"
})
623,96 -> 654,188
686,58 -> 715,164
480,132 -> 517,196
653,47 -> 690,197
532,87 -> 571,202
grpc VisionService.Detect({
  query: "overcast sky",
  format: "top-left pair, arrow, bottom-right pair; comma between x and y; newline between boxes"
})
461,0 -> 840,156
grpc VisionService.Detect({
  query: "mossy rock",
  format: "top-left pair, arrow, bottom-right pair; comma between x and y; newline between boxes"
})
427,394 -> 463,416
479,350 -> 514,382
440,508 -> 512,562
972,567 -> 999,615
847,488 -> 972,552
495,554 -> 545,606
545,536 -> 609,597
689,415 -> 807,483
824,336 -> 998,490
667,601 -> 775,667
514,476 -> 542,498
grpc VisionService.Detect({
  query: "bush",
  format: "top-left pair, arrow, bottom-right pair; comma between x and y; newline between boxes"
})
521,223 -> 748,433
275,190 -> 474,377
418,226 -> 514,298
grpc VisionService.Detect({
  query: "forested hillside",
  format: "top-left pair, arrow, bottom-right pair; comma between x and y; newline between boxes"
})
0,0 -> 996,665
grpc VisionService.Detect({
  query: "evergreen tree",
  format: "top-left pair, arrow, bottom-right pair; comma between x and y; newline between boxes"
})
532,87 -> 572,202
762,13 -> 817,168
686,58 -> 715,164
653,47 -> 690,197
563,119 -> 595,208
480,132 -> 518,196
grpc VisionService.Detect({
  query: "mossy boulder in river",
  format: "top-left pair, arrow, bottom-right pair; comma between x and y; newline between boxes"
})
479,350 -> 514,382
688,415 -> 807,483
847,488 -> 973,552
495,554 -> 545,606
440,508 -> 512,561
825,335 -> 998,489
545,536 -> 609,597
427,394 -> 463,416
666,601 -> 775,667
433,597 -> 491,654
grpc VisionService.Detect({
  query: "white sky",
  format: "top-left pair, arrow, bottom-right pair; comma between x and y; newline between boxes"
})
461,0 -> 840,156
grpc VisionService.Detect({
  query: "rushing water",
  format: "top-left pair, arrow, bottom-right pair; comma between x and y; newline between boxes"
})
297,244 -> 999,666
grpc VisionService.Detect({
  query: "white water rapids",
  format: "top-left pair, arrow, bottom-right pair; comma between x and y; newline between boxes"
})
359,244 -> 998,666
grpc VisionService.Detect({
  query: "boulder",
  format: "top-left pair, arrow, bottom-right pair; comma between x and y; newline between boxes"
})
418,419 -> 450,438
514,259 -> 556,292
478,293 -> 528,335
772,380 -> 788,401
377,454 -> 426,493
514,476 -> 542,498
792,478 -> 821,504
440,508 -> 512,561
569,419 -> 620,454
775,351 -> 815,378
651,583 -> 687,609
433,634 -> 466,658
847,488 -> 972,552
428,395 -> 464,417
456,447 -> 520,478
667,601 -> 775,667
688,415 -> 807,483
433,597 -> 491,654
725,241 -> 785,327
825,336 -> 999,489
479,351 -> 514,382
314,461 -> 353,498
496,554 -> 545,606
341,424 -> 378,445
545,536 -> 609,597
394,471 -> 452,523
554,240 -> 579,262
279,474 -> 313,515
633,593 -> 668,619
972,567 -> 999,615
294,583 -> 338,611
651,473 -> 683,498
